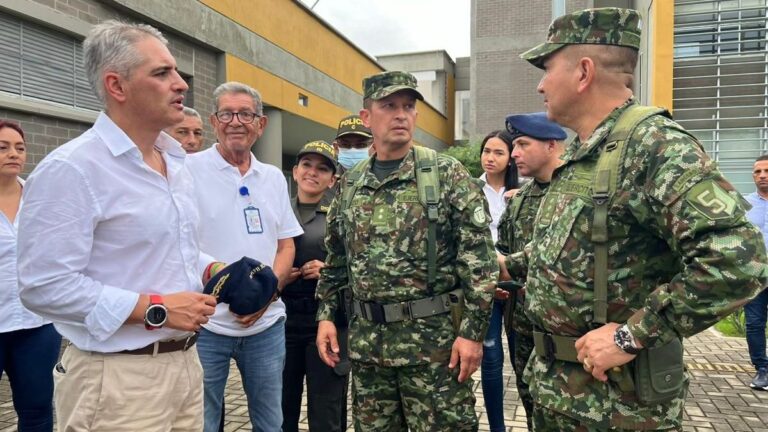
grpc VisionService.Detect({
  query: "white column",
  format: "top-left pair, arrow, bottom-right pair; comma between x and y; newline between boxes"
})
254,107 -> 283,169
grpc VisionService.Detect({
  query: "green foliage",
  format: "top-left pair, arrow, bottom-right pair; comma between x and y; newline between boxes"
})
714,310 -> 746,337
442,141 -> 483,178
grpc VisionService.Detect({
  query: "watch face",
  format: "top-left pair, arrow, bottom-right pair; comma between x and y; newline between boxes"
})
615,327 -> 640,354
146,305 -> 167,326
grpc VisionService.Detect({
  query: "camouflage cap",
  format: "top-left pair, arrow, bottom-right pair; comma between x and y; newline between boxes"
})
335,114 -> 372,139
363,71 -> 424,101
297,140 -> 337,173
521,7 -> 642,69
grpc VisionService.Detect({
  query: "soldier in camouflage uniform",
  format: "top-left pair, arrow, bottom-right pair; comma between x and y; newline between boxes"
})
501,7 -> 768,430
315,71 -> 497,431
496,112 -> 566,430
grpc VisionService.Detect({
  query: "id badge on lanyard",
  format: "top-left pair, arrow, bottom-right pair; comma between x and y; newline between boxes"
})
240,186 -> 263,234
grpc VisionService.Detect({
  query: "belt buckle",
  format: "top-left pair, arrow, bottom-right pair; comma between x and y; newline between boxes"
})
365,302 -> 386,324
182,334 -> 195,351
404,301 -> 414,320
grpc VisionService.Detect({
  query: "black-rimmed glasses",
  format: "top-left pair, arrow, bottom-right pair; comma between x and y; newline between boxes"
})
214,111 -> 261,124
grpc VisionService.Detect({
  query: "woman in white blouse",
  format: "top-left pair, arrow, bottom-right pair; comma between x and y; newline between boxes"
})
478,130 -> 519,432
0,121 -> 61,432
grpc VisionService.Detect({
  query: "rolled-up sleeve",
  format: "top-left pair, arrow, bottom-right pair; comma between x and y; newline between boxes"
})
18,159 -> 138,341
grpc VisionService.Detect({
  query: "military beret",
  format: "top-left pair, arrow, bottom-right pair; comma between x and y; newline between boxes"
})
521,7 -> 642,69
203,257 -> 278,315
297,140 -> 337,173
335,114 -> 372,139
363,71 -> 424,101
505,112 -> 567,142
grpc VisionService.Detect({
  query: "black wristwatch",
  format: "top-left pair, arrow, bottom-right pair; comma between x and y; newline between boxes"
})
144,294 -> 168,330
614,324 -> 642,355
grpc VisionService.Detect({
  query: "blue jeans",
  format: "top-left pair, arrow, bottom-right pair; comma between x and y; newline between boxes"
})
0,324 -> 61,432
481,300 -> 514,432
197,319 -> 286,432
745,287 -> 768,371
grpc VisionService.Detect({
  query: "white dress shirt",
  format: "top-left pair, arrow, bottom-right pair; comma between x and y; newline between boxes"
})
18,113 -> 206,352
480,172 -> 507,243
0,178 -> 48,333
186,144 -> 303,337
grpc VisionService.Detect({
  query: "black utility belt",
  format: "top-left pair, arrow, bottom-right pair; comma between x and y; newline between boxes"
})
532,330 -> 685,406
351,289 -> 460,324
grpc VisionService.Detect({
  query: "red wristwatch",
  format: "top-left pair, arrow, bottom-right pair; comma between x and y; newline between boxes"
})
144,294 -> 168,330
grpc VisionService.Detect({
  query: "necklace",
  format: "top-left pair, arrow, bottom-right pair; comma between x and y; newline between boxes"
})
153,147 -> 167,178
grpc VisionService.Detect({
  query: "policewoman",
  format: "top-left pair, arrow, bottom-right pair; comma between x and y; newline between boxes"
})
281,141 -> 348,432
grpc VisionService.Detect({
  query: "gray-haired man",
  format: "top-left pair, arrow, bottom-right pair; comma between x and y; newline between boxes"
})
166,106 -> 205,153
18,20 -> 217,430
187,81 -> 303,431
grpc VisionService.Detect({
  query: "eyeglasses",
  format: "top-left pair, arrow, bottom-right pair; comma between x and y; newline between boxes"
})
214,111 -> 261,124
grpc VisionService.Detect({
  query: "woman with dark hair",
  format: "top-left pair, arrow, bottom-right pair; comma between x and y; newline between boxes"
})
282,141 -> 348,432
478,129 -> 519,432
0,120 -> 61,432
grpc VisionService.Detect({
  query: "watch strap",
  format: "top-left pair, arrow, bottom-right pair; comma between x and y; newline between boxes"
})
149,294 -> 163,306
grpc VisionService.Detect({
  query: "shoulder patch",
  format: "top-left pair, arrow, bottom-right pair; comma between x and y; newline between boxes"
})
685,180 -> 738,220
472,205 -> 487,227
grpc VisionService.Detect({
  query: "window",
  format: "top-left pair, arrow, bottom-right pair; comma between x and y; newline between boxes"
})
673,0 -> 768,193
0,11 -> 100,111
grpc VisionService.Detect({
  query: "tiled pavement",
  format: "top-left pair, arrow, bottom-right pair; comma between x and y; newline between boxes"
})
1,329 -> 767,431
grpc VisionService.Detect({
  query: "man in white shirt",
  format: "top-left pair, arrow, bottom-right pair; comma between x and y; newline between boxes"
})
187,81 -> 303,432
17,21 -> 217,431
166,106 -> 205,154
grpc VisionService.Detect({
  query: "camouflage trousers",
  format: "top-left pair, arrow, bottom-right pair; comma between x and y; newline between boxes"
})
513,331 -> 534,430
531,405 -> 682,432
351,361 -> 478,432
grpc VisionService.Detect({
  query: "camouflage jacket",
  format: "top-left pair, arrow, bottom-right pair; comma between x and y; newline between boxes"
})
506,100 -> 767,429
316,147 -> 497,367
496,179 -> 549,335
497,179 -> 548,257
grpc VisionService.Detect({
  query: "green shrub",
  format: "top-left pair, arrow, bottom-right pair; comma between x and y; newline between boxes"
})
714,310 -> 746,337
442,141 -> 483,178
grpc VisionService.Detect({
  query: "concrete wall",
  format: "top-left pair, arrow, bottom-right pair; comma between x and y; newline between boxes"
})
111,0 -> 455,151
455,57 -> 470,91
0,0 -> 459,178
376,51 -> 456,150
0,0 -> 220,175
470,0 -> 655,139
470,0 -> 554,139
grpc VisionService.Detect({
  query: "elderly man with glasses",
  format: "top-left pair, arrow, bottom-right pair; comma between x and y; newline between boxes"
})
186,81 -> 303,432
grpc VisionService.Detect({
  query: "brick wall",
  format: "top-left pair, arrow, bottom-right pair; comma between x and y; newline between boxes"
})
2,0 -> 220,174
471,0 -> 597,138
471,0 -> 553,138
0,109 -> 90,176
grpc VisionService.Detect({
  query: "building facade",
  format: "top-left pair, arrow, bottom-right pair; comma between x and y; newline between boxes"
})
673,0 -> 768,192
470,0 -> 767,193
0,0 -> 456,176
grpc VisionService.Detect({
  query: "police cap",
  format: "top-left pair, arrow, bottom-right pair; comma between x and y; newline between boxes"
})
297,140 -> 337,173
335,115 -> 372,140
203,257 -> 278,315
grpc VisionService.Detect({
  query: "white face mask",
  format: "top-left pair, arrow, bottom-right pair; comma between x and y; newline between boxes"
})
338,148 -> 369,169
